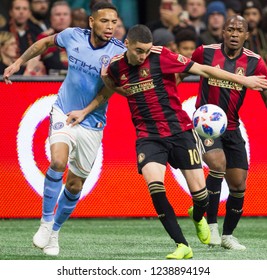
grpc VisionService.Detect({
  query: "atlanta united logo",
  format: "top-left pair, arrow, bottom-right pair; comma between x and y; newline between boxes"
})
138,153 -> 145,163
236,67 -> 245,76
99,55 -> 110,66
139,68 -> 150,78
204,138 -> 214,147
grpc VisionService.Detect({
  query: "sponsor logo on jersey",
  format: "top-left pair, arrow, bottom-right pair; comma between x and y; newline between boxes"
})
123,80 -> 155,95
72,47 -> 79,53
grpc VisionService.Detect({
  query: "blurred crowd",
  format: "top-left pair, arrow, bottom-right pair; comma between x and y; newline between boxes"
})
1,0 -> 267,76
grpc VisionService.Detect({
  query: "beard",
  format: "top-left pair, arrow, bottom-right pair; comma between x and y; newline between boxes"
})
32,11 -> 49,21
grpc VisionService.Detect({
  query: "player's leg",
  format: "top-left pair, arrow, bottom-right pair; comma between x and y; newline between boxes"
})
33,108 -> 73,249
43,125 -> 103,256
202,148 -> 226,245
182,168 -> 210,245
142,162 -> 193,260
171,130 -> 210,245
221,168 -> 247,250
43,171 -> 85,256
221,129 -> 248,250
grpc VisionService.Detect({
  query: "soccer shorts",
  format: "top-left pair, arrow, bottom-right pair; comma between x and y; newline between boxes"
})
201,128 -> 248,170
49,106 -> 103,178
136,130 -> 203,174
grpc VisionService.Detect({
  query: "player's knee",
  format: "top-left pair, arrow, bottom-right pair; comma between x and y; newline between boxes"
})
50,159 -> 68,172
66,177 -> 84,194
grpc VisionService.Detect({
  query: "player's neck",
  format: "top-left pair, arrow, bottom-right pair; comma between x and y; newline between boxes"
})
224,47 -> 242,59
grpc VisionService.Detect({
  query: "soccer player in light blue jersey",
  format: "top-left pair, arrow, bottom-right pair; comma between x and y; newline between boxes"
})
3,2 -> 126,256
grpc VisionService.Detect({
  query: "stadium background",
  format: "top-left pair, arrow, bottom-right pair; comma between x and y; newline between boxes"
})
1,78 -> 266,218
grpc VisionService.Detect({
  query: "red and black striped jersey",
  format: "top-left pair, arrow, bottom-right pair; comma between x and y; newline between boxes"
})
192,43 -> 267,130
108,46 -> 194,139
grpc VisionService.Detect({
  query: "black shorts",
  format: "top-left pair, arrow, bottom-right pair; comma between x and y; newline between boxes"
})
136,130 -> 203,174
201,128 -> 248,170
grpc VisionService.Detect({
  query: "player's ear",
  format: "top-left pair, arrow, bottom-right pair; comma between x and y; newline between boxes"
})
124,38 -> 129,48
89,16 -> 94,29
245,31 -> 249,41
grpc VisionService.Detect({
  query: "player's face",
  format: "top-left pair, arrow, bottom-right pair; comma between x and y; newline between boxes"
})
125,40 -> 153,66
90,9 -> 118,44
223,19 -> 249,51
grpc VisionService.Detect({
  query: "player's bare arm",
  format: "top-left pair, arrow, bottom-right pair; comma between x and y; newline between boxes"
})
189,63 -> 267,91
3,35 -> 56,84
66,86 -> 114,127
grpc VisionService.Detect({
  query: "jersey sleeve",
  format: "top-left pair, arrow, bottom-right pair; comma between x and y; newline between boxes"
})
54,27 -> 73,48
254,57 -> 267,76
159,47 -> 194,74
191,45 -> 204,64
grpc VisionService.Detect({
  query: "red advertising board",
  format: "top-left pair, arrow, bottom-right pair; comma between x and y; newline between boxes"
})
0,80 -> 266,218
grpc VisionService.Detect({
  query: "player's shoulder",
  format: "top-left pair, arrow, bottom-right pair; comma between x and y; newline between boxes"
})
242,47 -> 261,59
109,37 -> 126,50
151,45 -> 164,54
203,43 -> 222,50
110,52 -> 125,64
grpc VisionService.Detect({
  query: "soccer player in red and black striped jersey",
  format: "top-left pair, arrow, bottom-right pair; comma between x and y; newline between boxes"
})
191,15 -> 267,250
84,24 -> 267,259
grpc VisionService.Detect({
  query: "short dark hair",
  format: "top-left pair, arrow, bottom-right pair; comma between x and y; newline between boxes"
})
175,28 -> 197,46
223,15 -> 248,32
127,24 -> 153,44
91,2 -> 118,15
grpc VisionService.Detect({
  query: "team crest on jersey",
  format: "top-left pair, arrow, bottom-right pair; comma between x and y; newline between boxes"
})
138,153 -> 145,163
121,74 -> 127,80
177,54 -> 188,64
139,68 -> 150,78
99,55 -> 110,66
235,67 -> 245,76
53,122 -> 64,130
204,138 -> 214,147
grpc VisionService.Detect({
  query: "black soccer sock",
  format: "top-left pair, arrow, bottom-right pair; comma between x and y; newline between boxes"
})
191,187 -> 209,222
223,190 -> 245,235
206,170 -> 225,224
148,181 -> 188,246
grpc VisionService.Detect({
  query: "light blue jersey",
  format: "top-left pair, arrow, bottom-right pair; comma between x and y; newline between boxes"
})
54,27 -> 126,130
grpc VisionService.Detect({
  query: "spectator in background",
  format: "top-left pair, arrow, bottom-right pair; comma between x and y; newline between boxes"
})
0,31 -> 45,75
183,0 -> 206,36
241,0 -> 267,63
37,1 -> 72,74
28,0 -> 51,38
3,0 -> 36,56
146,0 -> 182,33
224,0 -> 242,18
114,16 -> 126,42
71,8 -> 88,29
152,27 -> 178,53
198,1 -> 226,46
175,27 -> 197,58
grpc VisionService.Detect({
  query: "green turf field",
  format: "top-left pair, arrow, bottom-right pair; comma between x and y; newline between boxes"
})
0,217 -> 266,260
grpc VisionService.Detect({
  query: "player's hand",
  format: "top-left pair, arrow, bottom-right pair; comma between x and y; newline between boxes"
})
66,110 -> 86,127
3,63 -> 21,84
244,75 -> 267,91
